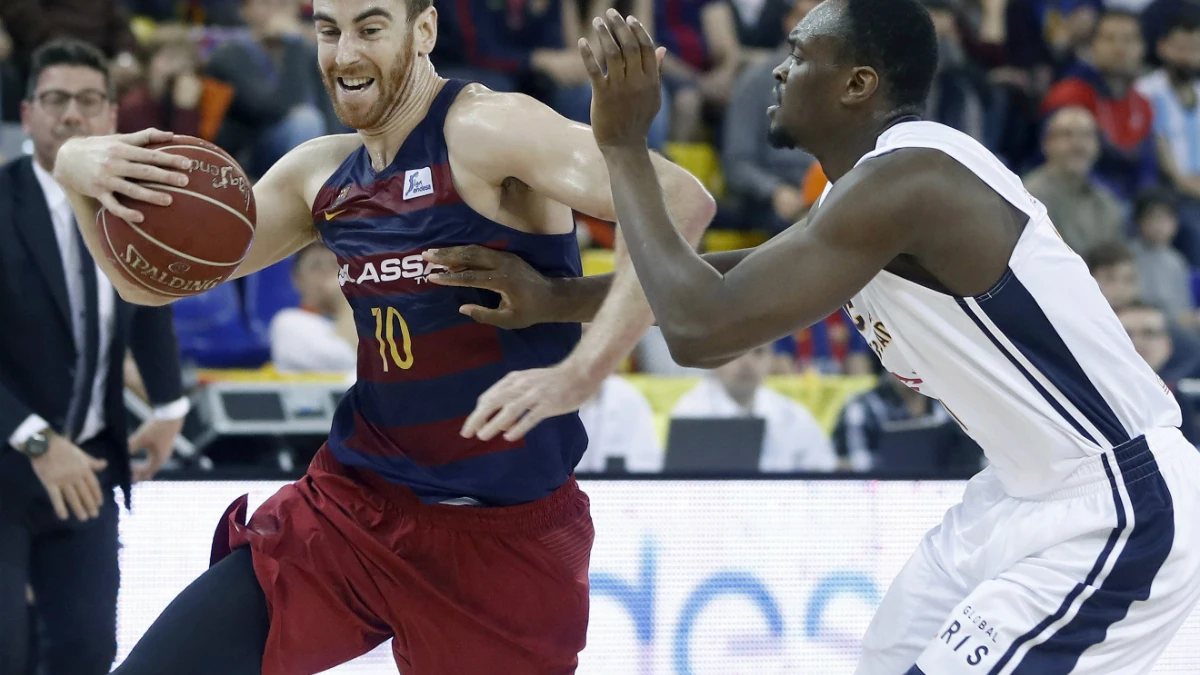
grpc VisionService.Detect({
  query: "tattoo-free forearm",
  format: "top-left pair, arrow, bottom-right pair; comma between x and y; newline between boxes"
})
598,145 -> 726,339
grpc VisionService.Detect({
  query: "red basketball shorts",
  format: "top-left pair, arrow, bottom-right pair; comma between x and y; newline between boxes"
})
209,445 -> 595,675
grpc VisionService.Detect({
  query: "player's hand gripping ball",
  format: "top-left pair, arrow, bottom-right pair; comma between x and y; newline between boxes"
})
99,135 -> 256,298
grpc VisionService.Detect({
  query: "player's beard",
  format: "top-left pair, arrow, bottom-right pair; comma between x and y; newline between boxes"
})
325,45 -> 415,131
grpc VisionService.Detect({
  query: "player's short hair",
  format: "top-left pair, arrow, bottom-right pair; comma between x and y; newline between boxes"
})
407,0 -> 433,22
25,39 -> 113,101
1084,240 -> 1135,273
839,0 -> 938,113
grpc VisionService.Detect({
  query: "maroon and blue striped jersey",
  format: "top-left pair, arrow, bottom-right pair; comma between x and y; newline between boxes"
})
312,80 -> 588,505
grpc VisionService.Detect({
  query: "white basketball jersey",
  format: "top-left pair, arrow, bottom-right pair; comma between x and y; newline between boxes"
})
821,121 -> 1181,498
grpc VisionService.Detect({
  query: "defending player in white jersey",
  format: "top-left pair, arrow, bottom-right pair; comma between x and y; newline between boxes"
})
423,1 -> 1200,673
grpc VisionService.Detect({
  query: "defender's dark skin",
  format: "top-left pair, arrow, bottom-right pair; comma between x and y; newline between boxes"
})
428,0 -> 1027,368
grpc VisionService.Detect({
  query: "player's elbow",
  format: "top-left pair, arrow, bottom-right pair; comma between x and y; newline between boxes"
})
660,323 -> 736,369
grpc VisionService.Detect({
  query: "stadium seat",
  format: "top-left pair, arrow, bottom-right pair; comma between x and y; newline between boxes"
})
1191,269 -> 1200,306
702,229 -> 772,252
172,283 -> 270,368
582,249 -> 616,277
665,141 -> 726,198
245,256 -> 301,340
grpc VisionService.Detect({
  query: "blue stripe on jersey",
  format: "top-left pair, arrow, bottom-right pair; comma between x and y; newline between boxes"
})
995,437 -> 1174,674
331,429 -> 579,505
905,666 -> 929,675
956,297 -> 1099,446
965,269 -> 1130,447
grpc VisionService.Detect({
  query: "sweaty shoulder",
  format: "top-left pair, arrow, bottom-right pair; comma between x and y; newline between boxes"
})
443,84 -> 577,184
443,84 -> 531,141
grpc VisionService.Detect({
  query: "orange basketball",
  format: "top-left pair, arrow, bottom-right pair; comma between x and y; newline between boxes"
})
98,135 -> 256,298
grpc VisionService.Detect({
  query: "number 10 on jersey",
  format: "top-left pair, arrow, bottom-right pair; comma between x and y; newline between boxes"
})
371,306 -> 414,372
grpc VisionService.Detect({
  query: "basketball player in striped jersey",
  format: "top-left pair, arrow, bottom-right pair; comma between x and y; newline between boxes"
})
50,0 -> 715,673
428,2 -> 1200,674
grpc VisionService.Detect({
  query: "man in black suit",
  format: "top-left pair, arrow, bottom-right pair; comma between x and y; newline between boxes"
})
0,39 -> 187,675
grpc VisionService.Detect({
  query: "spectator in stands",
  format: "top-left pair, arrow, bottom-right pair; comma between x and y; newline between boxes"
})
1089,239 -> 1146,310
434,1 -> 670,149
671,344 -> 837,472
1117,301 -> 1200,440
560,1 -> 670,149
1023,106 -> 1126,257
654,0 -> 744,141
924,0 -> 990,142
433,0 -> 584,94
772,311 -> 873,375
577,373 -> 663,473
1042,9 -> 1158,202
722,0 -> 819,233
269,242 -> 356,374
117,30 -> 204,137
1136,15 -> 1200,264
1006,0 -> 1101,80
1141,0 -> 1200,67
733,0 -> 802,60
205,0 -> 336,178
832,370 -> 983,475
1088,240 -> 1200,376
1130,187 -> 1198,329
0,0 -> 144,100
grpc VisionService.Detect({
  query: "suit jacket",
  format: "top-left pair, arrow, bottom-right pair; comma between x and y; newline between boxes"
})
0,155 -> 184,503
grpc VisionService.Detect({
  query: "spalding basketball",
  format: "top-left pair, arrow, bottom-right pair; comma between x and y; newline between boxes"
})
99,135 -> 256,298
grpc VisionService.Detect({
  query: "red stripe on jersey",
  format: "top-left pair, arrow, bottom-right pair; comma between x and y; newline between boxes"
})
313,164 -> 461,222
357,319 -> 504,383
344,412 -> 525,467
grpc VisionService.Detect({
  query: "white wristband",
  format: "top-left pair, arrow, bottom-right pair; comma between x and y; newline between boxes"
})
152,397 -> 191,421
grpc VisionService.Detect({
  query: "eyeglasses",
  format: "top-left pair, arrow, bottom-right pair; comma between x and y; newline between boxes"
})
33,89 -> 109,118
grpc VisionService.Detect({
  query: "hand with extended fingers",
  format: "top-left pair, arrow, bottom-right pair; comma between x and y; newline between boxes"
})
578,9 -> 667,149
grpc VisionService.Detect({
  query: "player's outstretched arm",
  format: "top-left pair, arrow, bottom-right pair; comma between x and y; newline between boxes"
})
224,137 -> 341,281
442,80 -> 715,441
580,11 -> 927,367
426,245 -> 761,327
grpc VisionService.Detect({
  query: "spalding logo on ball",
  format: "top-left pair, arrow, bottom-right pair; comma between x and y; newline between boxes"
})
97,135 -> 257,298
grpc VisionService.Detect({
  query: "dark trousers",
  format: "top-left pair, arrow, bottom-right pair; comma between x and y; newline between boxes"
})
0,438 -> 120,675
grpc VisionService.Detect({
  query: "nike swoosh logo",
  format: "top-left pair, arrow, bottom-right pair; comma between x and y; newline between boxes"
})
325,209 -> 346,221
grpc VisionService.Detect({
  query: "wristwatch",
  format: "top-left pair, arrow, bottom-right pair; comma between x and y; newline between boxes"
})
18,431 -> 51,459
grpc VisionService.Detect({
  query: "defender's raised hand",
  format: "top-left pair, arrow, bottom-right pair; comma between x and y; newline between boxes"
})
578,9 -> 666,148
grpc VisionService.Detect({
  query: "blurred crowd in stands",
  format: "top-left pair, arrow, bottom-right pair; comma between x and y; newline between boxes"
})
5,0 -> 1200,476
